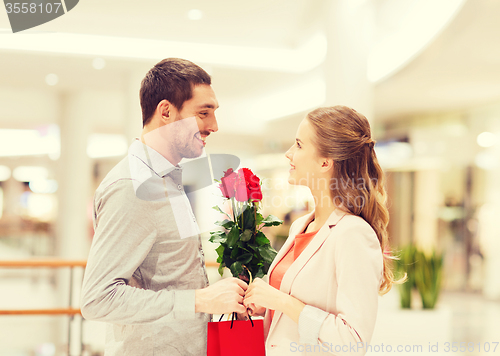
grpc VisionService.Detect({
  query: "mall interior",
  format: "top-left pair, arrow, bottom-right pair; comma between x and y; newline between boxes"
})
1,0 -> 500,355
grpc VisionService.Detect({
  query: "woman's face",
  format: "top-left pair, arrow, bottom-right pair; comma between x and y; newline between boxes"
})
285,118 -> 325,187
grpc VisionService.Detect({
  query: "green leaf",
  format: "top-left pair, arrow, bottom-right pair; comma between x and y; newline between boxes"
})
255,231 -> 270,246
261,215 -> 283,227
243,205 -> 255,230
212,205 -> 230,218
215,245 -> 225,258
218,262 -> 225,277
209,231 -> 227,244
240,229 -> 253,242
231,247 -> 241,260
255,212 -> 264,226
254,265 -> 265,279
216,219 -> 235,230
246,243 -> 258,252
229,261 -> 243,277
258,245 -> 277,265
237,252 -> 253,265
226,226 -> 239,248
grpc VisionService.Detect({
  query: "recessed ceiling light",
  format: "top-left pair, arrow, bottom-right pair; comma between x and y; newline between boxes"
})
0,166 -> 11,181
13,166 -> 49,182
187,9 -> 203,21
477,132 -> 498,148
0,31 -> 326,74
45,73 -> 58,86
92,57 -> 106,70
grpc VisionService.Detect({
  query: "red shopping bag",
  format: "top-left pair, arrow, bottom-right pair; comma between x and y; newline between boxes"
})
207,313 -> 266,356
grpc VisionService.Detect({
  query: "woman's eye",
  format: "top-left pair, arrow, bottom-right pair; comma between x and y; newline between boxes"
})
296,142 -> 301,148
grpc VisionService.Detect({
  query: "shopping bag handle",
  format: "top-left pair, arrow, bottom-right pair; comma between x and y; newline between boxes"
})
218,312 -> 254,328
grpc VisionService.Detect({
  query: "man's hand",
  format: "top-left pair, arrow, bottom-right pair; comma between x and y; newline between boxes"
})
195,277 -> 248,314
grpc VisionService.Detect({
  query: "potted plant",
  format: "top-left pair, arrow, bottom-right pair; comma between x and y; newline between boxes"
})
414,249 -> 443,309
394,245 -> 417,309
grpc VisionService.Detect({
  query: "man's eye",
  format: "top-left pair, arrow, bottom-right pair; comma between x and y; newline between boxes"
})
200,112 -> 208,117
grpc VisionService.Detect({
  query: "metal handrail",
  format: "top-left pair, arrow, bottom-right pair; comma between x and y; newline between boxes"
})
0,308 -> 81,315
0,259 -> 87,268
0,258 -> 220,354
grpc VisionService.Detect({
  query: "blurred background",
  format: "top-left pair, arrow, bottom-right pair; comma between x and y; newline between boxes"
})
1,0 -> 500,355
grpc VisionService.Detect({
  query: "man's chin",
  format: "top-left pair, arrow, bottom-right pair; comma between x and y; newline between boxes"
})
182,148 -> 204,160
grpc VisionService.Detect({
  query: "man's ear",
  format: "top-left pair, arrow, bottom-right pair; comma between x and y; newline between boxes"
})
156,99 -> 171,123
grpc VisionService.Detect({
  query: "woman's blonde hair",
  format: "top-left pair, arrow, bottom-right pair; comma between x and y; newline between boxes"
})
307,106 -> 397,295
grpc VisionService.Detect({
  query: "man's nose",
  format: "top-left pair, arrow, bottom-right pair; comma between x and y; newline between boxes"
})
208,115 -> 218,133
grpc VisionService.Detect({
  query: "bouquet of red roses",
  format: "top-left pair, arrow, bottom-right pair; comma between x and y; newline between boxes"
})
209,168 -> 282,281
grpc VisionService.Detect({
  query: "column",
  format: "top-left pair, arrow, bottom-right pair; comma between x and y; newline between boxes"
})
324,0 -> 374,121
56,91 -> 92,259
479,142 -> 500,299
124,69 -> 147,144
56,91 -> 92,354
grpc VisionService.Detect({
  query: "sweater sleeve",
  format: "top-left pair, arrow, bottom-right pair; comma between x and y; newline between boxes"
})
80,179 -> 196,325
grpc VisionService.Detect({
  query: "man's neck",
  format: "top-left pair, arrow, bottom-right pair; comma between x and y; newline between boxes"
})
140,126 -> 181,166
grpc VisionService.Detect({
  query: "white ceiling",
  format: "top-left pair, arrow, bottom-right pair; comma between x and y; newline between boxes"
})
374,0 -> 500,122
0,0 -> 499,140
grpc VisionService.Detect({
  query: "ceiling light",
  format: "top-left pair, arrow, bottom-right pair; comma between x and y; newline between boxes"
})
0,31 -> 326,73
187,9 -> 203,21
477,132 -> 498,148
87,133 -> 128,158
0,126 -> 60,157
29,179 -> 58,194
13,166 -> 49,182
475,150 -> 499,170
0,166 -> 11,181
45,73 -> 58,86
92,57 -> 106,70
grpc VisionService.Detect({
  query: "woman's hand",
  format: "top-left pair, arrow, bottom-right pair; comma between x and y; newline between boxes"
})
243,278 -> 283,312
246,303 -> 266,317
244,278 -> 306,324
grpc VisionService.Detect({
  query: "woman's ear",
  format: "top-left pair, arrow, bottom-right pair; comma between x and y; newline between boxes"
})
320,158 -> 334,172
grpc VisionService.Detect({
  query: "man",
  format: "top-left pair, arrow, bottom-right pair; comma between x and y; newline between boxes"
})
81,58 -> 247,355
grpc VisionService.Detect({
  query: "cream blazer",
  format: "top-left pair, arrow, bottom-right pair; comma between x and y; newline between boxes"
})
263,209 -> 383,355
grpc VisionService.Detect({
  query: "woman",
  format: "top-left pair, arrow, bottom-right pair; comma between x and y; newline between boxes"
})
243,106 -> 395,355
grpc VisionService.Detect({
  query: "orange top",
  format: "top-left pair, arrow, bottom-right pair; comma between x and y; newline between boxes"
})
269,229 -> 319,320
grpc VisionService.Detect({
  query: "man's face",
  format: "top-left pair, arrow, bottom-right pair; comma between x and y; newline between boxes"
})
171,84 -> 219,159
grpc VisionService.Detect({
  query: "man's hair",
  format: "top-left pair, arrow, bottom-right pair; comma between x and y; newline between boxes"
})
140,58 -> 212,126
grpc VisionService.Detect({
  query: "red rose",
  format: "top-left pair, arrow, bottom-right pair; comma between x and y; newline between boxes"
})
234,168 -> 263,202
234,171 -> 248,202
219,168 -> 237,198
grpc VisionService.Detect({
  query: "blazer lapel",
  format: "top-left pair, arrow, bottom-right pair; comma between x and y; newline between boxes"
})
267,211 -> 315,279
280,208 -> 347,295
266,208 -> 348,339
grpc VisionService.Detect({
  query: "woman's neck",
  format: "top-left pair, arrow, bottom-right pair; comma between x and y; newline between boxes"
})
309,186 -> 338,230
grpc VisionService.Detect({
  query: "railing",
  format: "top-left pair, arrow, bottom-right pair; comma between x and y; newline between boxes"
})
0,259 -> 86,355
0,259 -> 220,355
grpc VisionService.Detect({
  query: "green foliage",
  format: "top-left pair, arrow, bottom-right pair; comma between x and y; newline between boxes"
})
210,202 -> 283,281
394,245 -> 417,309
395,245 -> 443,310
261,215 -> 283,227
414,250 -> 443,309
